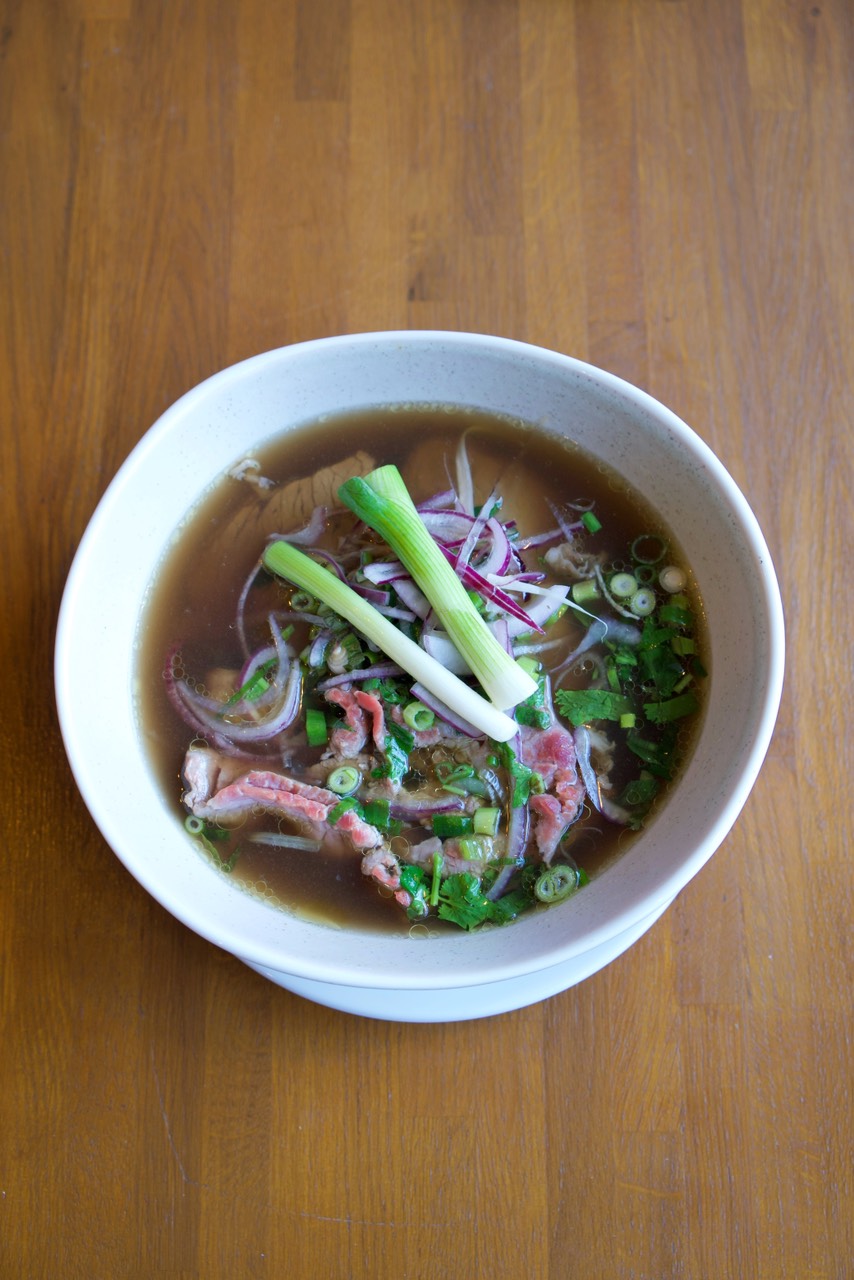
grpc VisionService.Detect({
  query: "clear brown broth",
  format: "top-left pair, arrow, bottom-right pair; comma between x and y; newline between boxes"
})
137,405 -> 706,934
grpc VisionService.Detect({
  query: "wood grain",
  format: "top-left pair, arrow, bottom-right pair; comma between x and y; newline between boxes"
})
1,1 -> 851,1276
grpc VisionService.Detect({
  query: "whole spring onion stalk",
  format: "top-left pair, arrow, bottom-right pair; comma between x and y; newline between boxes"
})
338,465 -> 537,711
262,540 -> 520,742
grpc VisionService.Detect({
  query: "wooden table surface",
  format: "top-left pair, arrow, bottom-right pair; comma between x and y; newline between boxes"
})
2,2 -> 851,1276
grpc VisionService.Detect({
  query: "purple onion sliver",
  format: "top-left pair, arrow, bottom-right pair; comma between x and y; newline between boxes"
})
238,643 -> 278,687
420,509 -> 478,543
515,528 -> 564,550
389,796 -> 466,819
438,546 -> 542,630
391,577 -> 431,619
573,726 -> 602,814
361,560 -> 407,585
316,662 -> 404,691
353,582 -> 393,606
485,803 -> 529,900
416,489 -> 459,511
269,504 -> 328,546
235,556 -> 264,658
374,604 -> 418,622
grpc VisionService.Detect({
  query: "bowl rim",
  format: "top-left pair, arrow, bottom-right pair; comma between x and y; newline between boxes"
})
54,330 -> 786,988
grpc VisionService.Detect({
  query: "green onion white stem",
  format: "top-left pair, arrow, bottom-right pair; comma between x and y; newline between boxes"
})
262,540 -> 520,741
338,465 -> 537,710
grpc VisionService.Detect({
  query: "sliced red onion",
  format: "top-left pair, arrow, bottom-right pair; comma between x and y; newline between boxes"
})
419,509 -> 478,543
489,616 -> 512,655
437,546 -> 542,630
409,681 -> 482,737
235,556 -> 263,658
548,499 -> 587,541
421,630 -> 471,675
417,488 -> 459,512
573,726 -> 602,813
375,603 -> 418,622
515,528 -> 564,550
303,546 -> 348,581
239,643 -> 277,688
391,576 -> 431,619
472,516 -> 513,577
269,504 -> 328,546
307,632 -> 332,669
489,570 -> 547,587
353,583 -> 393,606
455,436 -> 475,515
505,584 -> 569,637
316,661 -> 404,691
389,795 -> 466,819
455,488 -> 498,571
361,560 -> 407,585
485,803 -> 529,900
175,663 -> 302,744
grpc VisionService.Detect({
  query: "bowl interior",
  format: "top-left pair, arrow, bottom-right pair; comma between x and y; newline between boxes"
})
55,332 -> 784,989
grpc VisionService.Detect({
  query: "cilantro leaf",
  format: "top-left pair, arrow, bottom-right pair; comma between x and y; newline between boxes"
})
496,740 -> 535,807
554,688 -> 634,727
372,719 -> 413,786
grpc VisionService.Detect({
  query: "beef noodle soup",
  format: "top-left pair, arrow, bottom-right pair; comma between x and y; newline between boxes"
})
137,405 -> 707,934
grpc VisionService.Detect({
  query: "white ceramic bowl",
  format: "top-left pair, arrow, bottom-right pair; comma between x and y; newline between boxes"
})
55,332 -> 784,1020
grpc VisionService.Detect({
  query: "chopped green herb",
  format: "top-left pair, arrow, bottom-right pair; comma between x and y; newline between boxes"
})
515,666 -> 551,729
327,797 -> 361,825
304,707 -> 328,747
361,798 -> 391,829
659,603 -> 693,629
643,691 -> 700,724
626,728 -> 677,779
581,510 -> 602,533
497,740 -> 535,807
431,813 -> 473,839
554,688 -> 634,727
429,851 -> 442,907
620,772 -> 660,808
398,864 -> 429,919
372,719 -> 413,786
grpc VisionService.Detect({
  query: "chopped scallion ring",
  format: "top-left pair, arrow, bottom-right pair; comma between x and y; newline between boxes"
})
631,534 -> 667,564
629,587 -> 656,616
659,565 -> 687,593
610,572 -> 638,598
327,766 -> 361,795
534,865 -> 580,903
571,579 -> 600,605
473,806 -> 500,836
402,700 -> 435,732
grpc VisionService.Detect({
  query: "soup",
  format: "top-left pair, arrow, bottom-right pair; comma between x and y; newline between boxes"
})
137,406 -> 707,934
